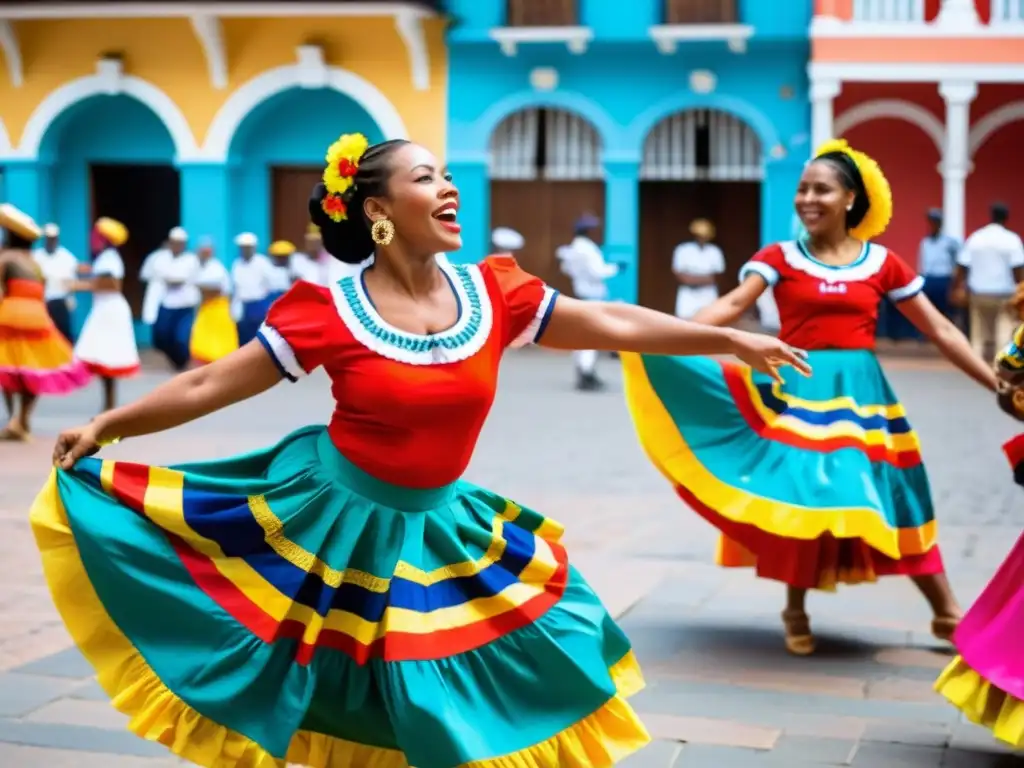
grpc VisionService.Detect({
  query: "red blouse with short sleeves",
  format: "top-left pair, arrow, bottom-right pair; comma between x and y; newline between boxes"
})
739,241 -> 924,351
257,255 -> 558,488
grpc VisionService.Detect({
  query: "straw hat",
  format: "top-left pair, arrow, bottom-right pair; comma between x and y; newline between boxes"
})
0,204 -> 42,242
269,240 -> 296,257
689,218 -> 715,240
95,217 -> 129,246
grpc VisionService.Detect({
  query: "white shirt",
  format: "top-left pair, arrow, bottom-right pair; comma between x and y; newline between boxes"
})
957,223 -> 1024,296
89,248 -> 127,311
268,262 -> 293,293
195,258 -> 231,295
231,254 -> 275,302
291,252 -> 321,284
557,236 -> 618,300
918,234 -> 960,278
32,246 -> 78,301
672,241 -> 725,318
157,252 -> 201,309
139,248 -> 171,324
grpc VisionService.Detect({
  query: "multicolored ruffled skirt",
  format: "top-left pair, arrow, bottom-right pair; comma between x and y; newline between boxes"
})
622,350 -> 943,590
190,296 -> 239,365
30,425 -> 649,767
935,434 -> 1024,748
0,278 -> 91,395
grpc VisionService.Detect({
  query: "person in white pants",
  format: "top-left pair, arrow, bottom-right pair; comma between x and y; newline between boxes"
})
557,214 -> 619,391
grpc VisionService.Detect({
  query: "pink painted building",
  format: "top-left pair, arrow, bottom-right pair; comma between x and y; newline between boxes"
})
811,0 -> 1024,262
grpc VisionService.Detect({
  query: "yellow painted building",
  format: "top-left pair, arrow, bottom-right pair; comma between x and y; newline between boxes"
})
0,1 -> 447,329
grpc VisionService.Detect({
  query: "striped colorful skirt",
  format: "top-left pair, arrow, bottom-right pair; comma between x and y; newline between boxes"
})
0,278 -> 91,395
30,425 -> 648,768
622,349 -> 943,590
935,434 -> 1024,748
190,296 -> 239,365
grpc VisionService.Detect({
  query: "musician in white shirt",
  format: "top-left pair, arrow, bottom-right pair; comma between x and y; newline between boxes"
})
557,214 -> 619,391
230,232 -> 276,345
31,223 -> 79,342
151,227 -> 200,372
673,218 -> 725,319
267,240 -> 297,299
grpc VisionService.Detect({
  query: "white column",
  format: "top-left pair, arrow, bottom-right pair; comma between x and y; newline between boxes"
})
935,0 -> 982,29
939,80 -> 977,241
810,78 -> 842,151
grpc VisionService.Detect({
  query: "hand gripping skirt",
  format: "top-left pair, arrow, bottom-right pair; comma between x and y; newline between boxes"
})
621,350 -> 943,591
934,434 -> 1024,748
29,425 -> 649,768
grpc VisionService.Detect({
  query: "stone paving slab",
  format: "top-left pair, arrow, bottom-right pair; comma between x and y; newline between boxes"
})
0,352 -> 1022,765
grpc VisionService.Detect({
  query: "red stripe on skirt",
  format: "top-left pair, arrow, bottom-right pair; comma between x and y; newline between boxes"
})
676,484 -> 943,590
720,363 -> 922,468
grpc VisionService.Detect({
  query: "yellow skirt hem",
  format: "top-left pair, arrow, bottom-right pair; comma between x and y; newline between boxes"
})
935,656 -> 1024,749
30,471 -> 651,768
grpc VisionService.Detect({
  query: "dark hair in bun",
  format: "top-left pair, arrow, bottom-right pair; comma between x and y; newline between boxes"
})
308,138 -> 410,264
813,151 -> 870,230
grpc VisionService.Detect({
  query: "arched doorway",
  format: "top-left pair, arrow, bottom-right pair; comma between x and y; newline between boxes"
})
39,94 -> 182,326
488,107 -> 605,294
227,88 -> 383,250
967,102 -> 1024,236
637,109 -> 763,314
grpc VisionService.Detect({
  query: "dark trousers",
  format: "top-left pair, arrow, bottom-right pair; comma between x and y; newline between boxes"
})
153,305 -> 196,371
236,298 -> 272,346
46,299 -> 73,343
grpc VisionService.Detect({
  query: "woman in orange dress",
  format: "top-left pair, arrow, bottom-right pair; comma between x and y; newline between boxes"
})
0,204 -> 91,440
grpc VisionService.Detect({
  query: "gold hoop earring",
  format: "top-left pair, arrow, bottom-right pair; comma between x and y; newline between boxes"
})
371,218 -> 395,246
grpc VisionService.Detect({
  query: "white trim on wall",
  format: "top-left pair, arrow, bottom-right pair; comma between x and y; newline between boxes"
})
0,20 -> 23,87
810,61 -> 1024,83
834,98 -> 945,153
0,118 -> 11,154
201,51 -> 408,161
969,100 -> 1024,156
12,60 -> 200,160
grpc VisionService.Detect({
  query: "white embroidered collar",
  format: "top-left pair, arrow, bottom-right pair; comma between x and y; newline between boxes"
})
780,240 -> 886,283
328,257 -> 493,365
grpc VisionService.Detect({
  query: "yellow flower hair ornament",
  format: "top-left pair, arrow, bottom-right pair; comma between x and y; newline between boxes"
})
320,132 -> 370,223
814,138 -> 893,242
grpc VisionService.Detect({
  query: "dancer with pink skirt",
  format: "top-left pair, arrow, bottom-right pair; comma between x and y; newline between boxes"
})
935,323 -> 1024,747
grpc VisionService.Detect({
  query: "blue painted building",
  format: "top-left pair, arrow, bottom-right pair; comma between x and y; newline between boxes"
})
445,0 -> 812,312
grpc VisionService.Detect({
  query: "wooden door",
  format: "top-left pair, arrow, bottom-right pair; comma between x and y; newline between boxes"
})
489,180 -> 605,296
90,163 -> 181,317
638,181 -> 760,314
271,167 -> 322,247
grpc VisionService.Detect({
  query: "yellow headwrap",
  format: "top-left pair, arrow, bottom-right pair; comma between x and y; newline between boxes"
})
813,139 -> 893,242
268,240 -> 296,257
95,217 -> 129,247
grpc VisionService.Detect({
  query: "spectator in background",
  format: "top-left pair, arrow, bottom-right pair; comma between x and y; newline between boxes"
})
953,202 -> 1024,359
672,218 -> 725,319
918,208 -> 960,323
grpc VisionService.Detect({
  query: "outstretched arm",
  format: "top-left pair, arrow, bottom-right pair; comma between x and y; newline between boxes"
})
898,293 -> 997,391
692,274 -> 767,326
55,341 -> 282,467
538,295 -> 809,378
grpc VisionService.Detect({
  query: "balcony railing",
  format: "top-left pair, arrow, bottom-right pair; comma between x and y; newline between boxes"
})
665,0 -> 738,24
991,0 -> 1024,23
505,0 -> 578,27
850,0 -> 925,22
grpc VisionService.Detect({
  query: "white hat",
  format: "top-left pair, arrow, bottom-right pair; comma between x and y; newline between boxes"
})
491,227 -> 524,252
168,226 -> 188,242
234,232 -> 257,247
43,223 -> 59,237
